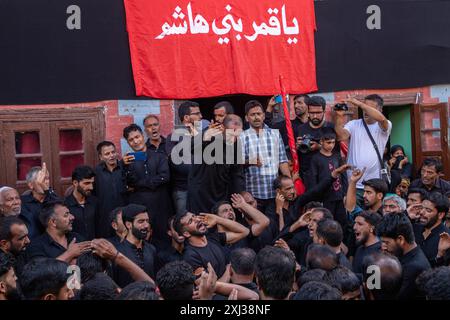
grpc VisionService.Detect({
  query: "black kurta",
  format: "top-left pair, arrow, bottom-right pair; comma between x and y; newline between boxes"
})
187,140 -> 244,214
123,149 -> 173,248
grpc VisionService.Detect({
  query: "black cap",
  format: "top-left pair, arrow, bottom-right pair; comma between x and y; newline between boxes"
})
122,204 -> 147,223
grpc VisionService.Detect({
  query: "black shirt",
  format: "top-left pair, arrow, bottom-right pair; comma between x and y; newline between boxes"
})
26,232 -> 83,261
352,241 -> 382,275
155,245 -> 183,272
113,239 -> 156,288
20,189 -> 59,239
183,232 -> 227,278
310,152 -> 344,201
166,130 -> 192,192
146,136 -> 169,155
337,251 -> 352,270
94,162 -> 127,238
64,194 -> 98,241
398,246 -> 431,300
297,121 -> 337,179
271,117 -> 304,153
410,178 -> 450,195
413,222 -> 449,266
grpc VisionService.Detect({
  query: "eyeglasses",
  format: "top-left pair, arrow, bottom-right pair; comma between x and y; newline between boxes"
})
190,112 -> 202,116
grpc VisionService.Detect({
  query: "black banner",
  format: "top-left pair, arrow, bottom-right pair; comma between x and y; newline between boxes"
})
0,0 -> 449,104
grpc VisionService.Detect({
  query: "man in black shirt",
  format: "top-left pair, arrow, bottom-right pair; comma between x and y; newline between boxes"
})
410,158 -> 450,195
352,211 -> 382,275
0,216 -> 30,276
377,213 -> 431,299
122,124 -> 173,247
21,164 -> 59,239
155,216 -> 184,272
144,114 -> 169,155
94,141 -> 127,238
296,96 -> 338,190
0,252 -> 20,300
173,211 -> 249,277
65,165 -> 98,240
413,192 -> 450,266
229,248 -> 258,293
27,200 -> 91,263
114,204 -> 156,288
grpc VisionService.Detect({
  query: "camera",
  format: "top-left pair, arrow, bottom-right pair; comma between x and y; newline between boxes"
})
298,134 -> 320,153
334,103 -> 349,111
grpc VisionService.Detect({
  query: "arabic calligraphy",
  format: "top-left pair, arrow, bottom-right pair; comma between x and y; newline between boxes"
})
155,3 -> 300,45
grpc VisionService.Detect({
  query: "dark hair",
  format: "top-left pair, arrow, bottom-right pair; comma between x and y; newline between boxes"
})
293,94 -> 311,105
306,244 -> 338,271
326,267 -> 360,294
424,192 -> 450,214
293,281 -> 342,300
173,211 -> 189,235
79,273 -> 119,300
357,211 -> 382,230
273,175 -> 292,190
307,96 -> 326,111
316,220 -> 343,247
178,101 -> 200,122
19,258 -> 69,300
407,188 -> 428,202
255,246 -> 296,300
311,207 -> 334,221
0,252 -> 15,278
244,100 -> 264,115
211,201 -> 231,215
297,269 -> 329,289
214,101 -> 234,114
118,281 -> 159,300
96,141 -> 115,155
416,267 -> 450,300
304,202 -> 323,211
320,127 -> 336,141
39,200 -> 66,228
362,252 -> 402,300
422,157 -> 443,173
143,114 -> 159,126
230,248 -> 256,276
156,261 -> 195,300
77,252 -> 109,284
362,179 -> 388,196
377,213 -> 415,244
71,165 -> 95,182
0,216 -> 25,241
109,207 -> 123,225
445,190 -> 450,198
364,94 -> 384,108
123,123 -> 143,140
390,145 -> 405,157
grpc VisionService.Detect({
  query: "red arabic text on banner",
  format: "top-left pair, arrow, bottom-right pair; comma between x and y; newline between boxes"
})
123,0 -> 317,98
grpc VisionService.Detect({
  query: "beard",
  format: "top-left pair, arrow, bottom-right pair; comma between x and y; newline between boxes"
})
131,226 -> 148,240
310,118 -> 322,126
77,186 -> 91,197
355,232 -> 369,247
5,286 -> 22,300
390,244 -> 404,258
424,214 -> 439,229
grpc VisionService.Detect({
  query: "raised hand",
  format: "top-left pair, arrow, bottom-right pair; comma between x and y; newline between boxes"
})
349,167 -> 366,183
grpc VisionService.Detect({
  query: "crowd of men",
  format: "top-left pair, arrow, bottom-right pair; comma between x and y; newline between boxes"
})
0,94 -> 449,300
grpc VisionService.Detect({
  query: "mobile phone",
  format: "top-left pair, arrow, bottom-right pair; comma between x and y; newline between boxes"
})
129,151 -> 147,161
274,94 -> 283,104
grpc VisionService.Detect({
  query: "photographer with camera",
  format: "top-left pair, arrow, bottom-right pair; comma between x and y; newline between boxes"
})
387,145 -> 413,180
335,94 -> 392,208
297,96 -> 338,190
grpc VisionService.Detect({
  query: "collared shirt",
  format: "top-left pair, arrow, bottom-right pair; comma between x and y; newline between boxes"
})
398,246 -> 431,300
414,222 -> 449,266
240,125 -> 288,199
94,161 -> 127,238
64,194 -> 98,240
410,178 -> 450,194
26,231 -> 82,261
146,136 -> 169,155
113,239 -> 156,288
20,189 -> 59,239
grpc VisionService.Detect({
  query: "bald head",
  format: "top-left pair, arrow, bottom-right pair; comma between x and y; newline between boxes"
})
223,114 -> 243,129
